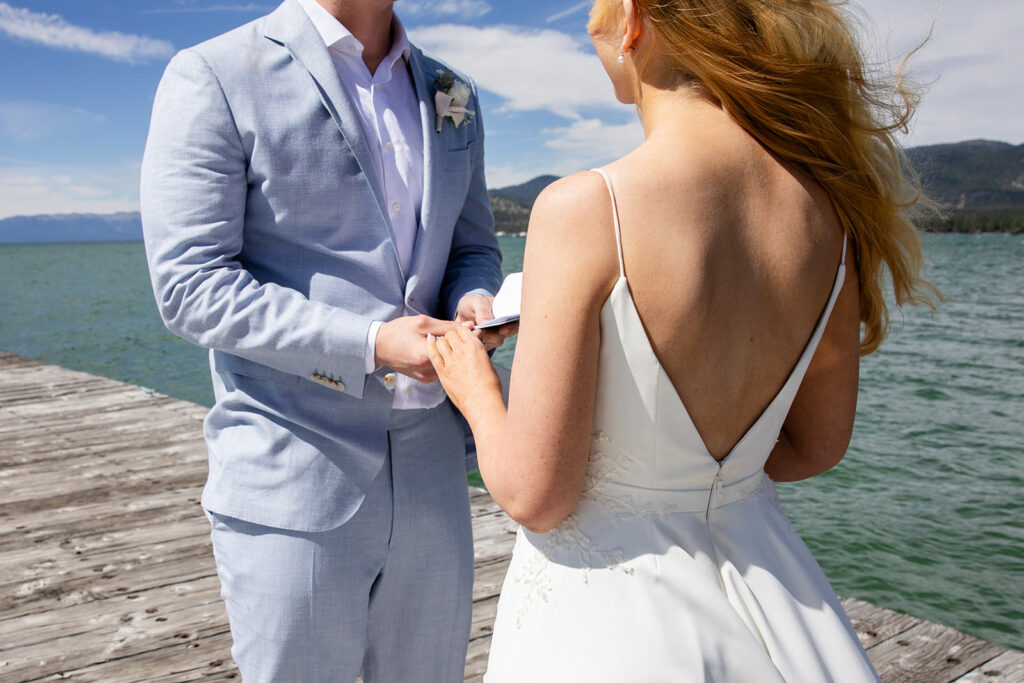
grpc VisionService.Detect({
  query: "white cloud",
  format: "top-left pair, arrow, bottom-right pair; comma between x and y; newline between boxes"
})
482,1 -> 1023,150
401,0 -> 492,20
0,2 -> 174,62
0,101 -> 104,142
411,24 -> 626,119
411,23 -> 641,185
0,161 -> 140,219
484,163 -> 538,191
486,118 -> 644,188
546,1 -> 591,24
544,118 -> 644,161
853,0 -> 1024,146
145,3 -> 273,14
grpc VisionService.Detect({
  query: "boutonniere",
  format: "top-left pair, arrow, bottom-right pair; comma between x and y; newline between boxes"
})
433,69 -> 474,133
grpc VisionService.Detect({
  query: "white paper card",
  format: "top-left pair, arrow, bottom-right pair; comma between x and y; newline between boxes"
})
476,272 -> 522,329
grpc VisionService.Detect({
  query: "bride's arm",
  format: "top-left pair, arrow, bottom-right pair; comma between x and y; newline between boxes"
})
429,173 -> 620,533
765,245 -> 861,481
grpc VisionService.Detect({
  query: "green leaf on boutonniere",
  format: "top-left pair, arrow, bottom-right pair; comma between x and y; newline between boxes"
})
434,68 -> 456,92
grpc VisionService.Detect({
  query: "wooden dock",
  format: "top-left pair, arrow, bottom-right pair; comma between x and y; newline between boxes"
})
0,350 -> 1020,682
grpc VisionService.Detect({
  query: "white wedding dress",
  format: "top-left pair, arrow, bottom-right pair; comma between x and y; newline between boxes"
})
483,169 -> 880,682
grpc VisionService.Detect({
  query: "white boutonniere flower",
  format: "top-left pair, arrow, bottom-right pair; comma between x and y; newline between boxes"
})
434,69 -> 475,133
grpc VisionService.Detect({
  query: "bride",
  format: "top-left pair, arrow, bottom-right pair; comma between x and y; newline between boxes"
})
429,0 -> 936,679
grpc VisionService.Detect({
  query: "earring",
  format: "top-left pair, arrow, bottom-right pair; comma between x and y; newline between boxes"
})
617,53 -> 625,63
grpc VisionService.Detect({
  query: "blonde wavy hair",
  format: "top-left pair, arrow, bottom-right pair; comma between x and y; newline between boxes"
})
589,0 -> 939,355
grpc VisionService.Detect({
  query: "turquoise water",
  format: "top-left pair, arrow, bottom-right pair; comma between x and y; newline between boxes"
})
0,234 -> 1021,650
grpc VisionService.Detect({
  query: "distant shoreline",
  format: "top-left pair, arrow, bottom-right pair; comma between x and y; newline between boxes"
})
1,228 -> 1022,247
0,238 -> 145,246
3,140 -> 1023,244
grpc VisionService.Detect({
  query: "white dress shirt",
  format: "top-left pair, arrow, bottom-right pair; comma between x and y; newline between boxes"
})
296,0 -> 446,409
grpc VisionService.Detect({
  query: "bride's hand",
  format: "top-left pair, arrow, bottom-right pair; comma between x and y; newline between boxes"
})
427,327 -> 502,416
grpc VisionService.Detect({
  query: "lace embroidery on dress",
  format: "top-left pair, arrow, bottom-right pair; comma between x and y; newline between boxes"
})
758,472 -> 798,534
513,431 -> 638,628
751,471 -> 775,503
512,512 -> 630,628
583,431 -> 700,519
512,430 -> 780,627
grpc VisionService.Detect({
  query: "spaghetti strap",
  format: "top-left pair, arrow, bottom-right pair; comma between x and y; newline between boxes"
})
592,168 -> 626,278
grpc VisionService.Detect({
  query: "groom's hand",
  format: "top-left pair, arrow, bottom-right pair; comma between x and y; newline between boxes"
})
456,295 -> 518,351
375,315 -> 457,383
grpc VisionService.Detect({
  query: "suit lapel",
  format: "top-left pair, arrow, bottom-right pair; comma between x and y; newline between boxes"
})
405,47 -> 444,300
262,0 -> 402,272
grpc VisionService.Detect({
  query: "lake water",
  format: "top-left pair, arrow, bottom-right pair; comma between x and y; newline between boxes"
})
0,234 -> 1021,651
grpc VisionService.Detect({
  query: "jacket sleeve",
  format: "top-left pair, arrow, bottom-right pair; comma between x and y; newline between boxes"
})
440,79 -> 504,320
140,49 -> 374,398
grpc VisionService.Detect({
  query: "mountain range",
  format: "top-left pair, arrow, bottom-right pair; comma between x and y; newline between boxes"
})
1,140 -> 1021,243
908,140 -> 1024,208
0,212 -> 145,244
487,140 -> 1024,235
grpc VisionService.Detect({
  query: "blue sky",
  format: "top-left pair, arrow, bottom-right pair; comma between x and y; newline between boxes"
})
0,0 -> 1021,219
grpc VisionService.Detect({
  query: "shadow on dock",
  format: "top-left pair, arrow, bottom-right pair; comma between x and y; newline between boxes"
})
0,351 -> 1020,682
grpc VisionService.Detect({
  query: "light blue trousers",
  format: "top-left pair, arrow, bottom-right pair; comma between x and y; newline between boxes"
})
207,403 -> 474,682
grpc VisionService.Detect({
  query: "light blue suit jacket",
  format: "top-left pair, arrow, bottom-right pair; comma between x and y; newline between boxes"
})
140,0 -> 502,533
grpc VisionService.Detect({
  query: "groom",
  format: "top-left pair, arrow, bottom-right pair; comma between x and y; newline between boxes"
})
140,0 -> 504,680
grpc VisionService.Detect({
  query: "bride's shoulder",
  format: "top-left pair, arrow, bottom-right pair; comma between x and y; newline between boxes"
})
527,171 -> 617,250
534,170 -> 612,215
528,171 -> 617,238
523,171 -> 621,292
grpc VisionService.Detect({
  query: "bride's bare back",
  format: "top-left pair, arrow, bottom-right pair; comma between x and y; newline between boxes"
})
604,101 -> 854,460
446,94 -> 860,533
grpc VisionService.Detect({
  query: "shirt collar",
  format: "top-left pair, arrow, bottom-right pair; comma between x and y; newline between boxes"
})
295,0 -> 410,67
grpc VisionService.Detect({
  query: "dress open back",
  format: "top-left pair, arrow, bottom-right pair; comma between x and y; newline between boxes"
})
483,169 -> 879,682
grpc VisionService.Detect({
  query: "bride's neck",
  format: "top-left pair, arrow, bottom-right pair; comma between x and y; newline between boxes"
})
638,85 -> 725,141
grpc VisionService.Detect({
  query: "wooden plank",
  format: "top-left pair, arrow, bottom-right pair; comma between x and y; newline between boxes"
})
471,559 -> 513,602
0,542 -> 220,621
0,417 -> 206,475
1,351 -> 1020,683
868,620 -> 1007,682
0,471 -> 207,519
467,594 -> 500,678
0,486 -> 205,549
842,597 -> 923,650
955,650 -> 1024,682
0,512 -> 210,578
470,594 -> 501,641
0,579 -> 229,681
463,641 -> 489,683
0,575 -> 225,651
59,630 -> 240,683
